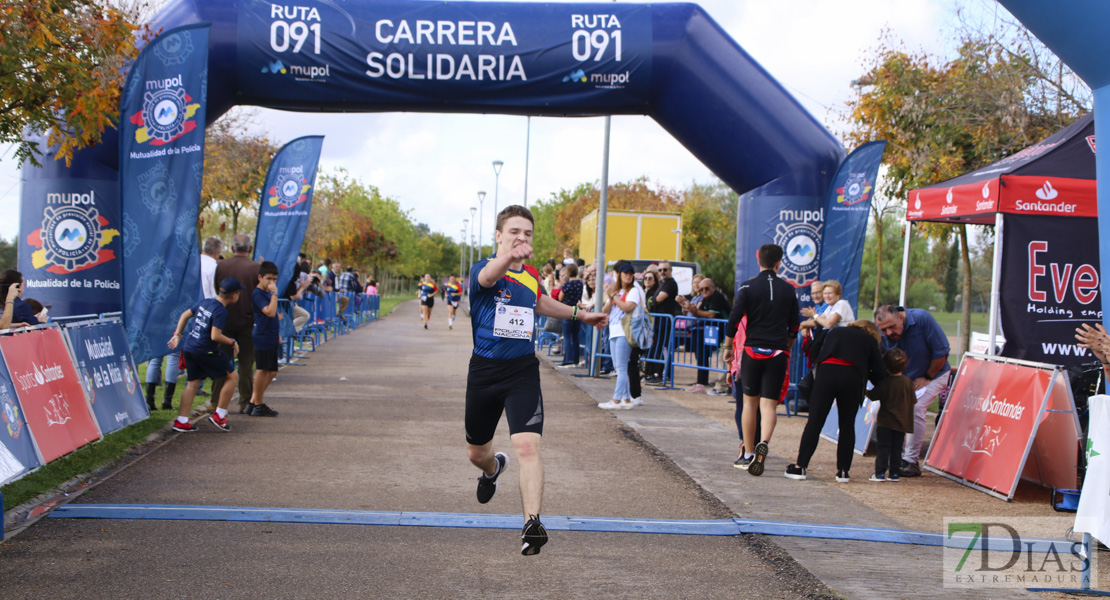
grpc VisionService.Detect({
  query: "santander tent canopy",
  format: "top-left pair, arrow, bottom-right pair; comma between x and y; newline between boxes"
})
903,113 -> 1097,367
906,113 -> 1096,225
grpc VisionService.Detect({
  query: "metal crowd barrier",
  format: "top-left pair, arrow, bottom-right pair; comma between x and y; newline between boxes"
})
570,312 -> 807,416
669,315 -> 730,388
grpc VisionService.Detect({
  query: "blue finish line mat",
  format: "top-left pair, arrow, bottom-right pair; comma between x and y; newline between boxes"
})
48,504 -> 1075,553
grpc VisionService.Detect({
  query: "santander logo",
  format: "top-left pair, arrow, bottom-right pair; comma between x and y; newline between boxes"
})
1035,180 -> 1058,200
914,195 -> 921,211
946,188 -> 953,203
981,181 -> 990,198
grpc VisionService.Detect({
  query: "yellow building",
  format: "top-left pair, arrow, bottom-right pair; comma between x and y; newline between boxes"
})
579,209 -> 682,265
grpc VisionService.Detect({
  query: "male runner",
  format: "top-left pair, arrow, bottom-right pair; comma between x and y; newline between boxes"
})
466,205 -> 608,555
443,275 -> 463,329
723,244 -> 800,476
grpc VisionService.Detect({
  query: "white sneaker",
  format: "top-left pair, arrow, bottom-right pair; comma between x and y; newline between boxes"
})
619,400 -> 635,409
597,401 -> 623,410
630,397 -> 643,407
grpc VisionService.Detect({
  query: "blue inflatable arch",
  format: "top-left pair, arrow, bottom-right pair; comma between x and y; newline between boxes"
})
23,0 -> 843,313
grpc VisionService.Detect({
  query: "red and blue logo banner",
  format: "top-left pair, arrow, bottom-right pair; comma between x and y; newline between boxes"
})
64,320 -> 149,435
817,140 -> 886,313
0,328 -> 101,464
253,136 -> 324,293
119,24 -> 209,363
18,169 -> 124,316
0,352 -> 40,486
735,188 -> 825,305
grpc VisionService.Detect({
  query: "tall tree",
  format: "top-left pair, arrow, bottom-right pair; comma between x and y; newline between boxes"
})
1,0 -> 145,166
845,28 -> 1088,353
0,236 -> 16,272
198,111 -> 279,243
679,181 -> 738,293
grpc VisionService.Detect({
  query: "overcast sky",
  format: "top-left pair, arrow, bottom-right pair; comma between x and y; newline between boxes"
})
0,0 -> 1001,247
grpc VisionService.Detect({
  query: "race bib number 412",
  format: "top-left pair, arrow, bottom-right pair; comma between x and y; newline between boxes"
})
494,305 -> 534,340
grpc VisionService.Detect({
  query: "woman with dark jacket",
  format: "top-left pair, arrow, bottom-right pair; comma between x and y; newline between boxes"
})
784,319 -> 887,483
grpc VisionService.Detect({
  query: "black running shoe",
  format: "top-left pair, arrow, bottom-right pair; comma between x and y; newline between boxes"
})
748,441 -> 769,477
521,514 -> 548,556
476,452 -> 508,504
251,403 -> 279,417
784,464 -> 807,480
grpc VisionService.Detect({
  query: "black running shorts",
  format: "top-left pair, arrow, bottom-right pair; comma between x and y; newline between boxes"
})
465,353 -> 544,445
421,297 -> 435,308
184,351 -> 234,382
254,348 -> 279,372
740,352 -> 789,399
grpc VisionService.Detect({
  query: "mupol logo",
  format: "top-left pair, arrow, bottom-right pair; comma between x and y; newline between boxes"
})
129,75 -> 200,146
590,71 -> 631,87
1035,180 -> 1058,200
774,218 -> 822,287
262,60 -> 287,74
562,68 -> 587,83
790,241 -> 814,259
836,173 -> 872,206
57,228 -> 83,243
31,204 -> 113,273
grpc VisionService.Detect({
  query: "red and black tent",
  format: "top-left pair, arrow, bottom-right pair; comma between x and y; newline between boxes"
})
905,113 -> 1097,367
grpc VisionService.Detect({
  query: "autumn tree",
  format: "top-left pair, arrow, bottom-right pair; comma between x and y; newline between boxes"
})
845,26 -> 1088,352
304,172 -> 396,271
1,0 -> 147,167
531,177 -> 738,291
198,110 -> 279,242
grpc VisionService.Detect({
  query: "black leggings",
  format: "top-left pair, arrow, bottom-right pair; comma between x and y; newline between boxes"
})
795,364 -> 863,472
646,318 -> 670,378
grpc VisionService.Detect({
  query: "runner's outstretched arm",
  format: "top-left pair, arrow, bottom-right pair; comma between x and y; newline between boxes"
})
477,242 -> 533,287
536,294 -> 608,330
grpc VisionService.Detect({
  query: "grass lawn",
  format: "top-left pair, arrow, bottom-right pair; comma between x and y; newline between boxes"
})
930,311 -> 989,337
379,295 -> 408,317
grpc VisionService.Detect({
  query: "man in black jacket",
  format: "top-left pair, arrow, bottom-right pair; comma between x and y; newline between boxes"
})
723,244 -> 800,476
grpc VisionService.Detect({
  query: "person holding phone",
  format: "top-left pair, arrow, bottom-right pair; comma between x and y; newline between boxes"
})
0,271 -> 39,329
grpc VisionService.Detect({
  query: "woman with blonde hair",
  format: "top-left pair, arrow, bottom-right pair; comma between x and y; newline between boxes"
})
784,320 -> 887,483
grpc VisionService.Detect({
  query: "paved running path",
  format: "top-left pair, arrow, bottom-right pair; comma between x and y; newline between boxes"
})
546,348 -> 1045,600
0,302 -> 833,600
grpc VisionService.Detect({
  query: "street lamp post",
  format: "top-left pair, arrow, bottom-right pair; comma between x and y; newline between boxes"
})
469,206 -> 477,276
461,219 -> 468,279
491,160 -> 503,248
477,191 -> 486,260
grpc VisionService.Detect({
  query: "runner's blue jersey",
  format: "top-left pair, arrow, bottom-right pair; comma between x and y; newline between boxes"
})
470,257 -> 543,359
444,282 -> 463,302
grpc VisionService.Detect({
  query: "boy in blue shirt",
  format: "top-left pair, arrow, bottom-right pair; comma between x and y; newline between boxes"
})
167,278 -> 242,432
247,261 -> 281,417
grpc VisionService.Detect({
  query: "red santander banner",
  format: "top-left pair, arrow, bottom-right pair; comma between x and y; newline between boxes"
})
0,328 -> 100,463
925,357 -> 1050,499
